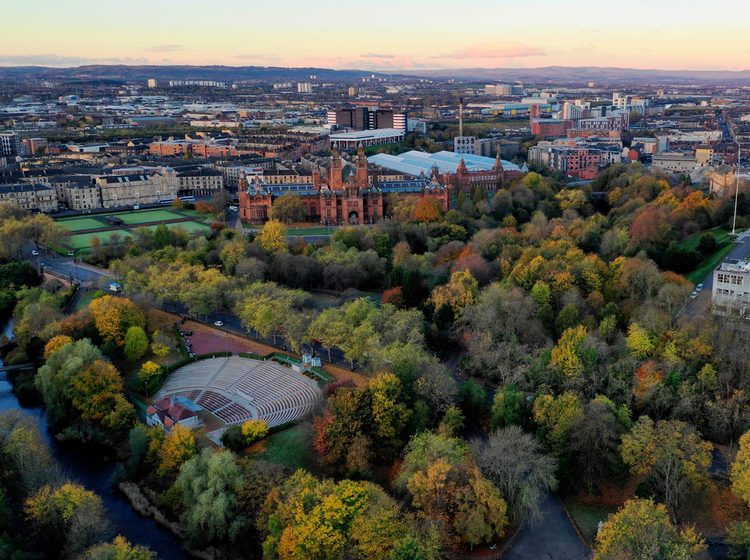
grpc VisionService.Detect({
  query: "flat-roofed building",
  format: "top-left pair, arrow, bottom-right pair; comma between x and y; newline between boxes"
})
713,260 -> 750,318
329,128 -> 405,149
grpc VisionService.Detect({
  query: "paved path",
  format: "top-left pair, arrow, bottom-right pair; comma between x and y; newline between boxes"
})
504,494 -> 591,560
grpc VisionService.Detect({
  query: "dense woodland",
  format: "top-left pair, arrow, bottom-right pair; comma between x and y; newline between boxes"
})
1,162 -> 750,558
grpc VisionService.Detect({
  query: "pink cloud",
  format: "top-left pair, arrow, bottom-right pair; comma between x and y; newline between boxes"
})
439,43 -> 547,59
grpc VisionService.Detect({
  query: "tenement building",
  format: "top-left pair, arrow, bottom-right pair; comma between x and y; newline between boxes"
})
0,183 -> 57,212
239,147 -> 449,225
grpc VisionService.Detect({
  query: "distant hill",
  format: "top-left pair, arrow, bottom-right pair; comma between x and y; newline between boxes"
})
0,65 -> 396,84
2,64 -> 750,85
407,65 -> 750,85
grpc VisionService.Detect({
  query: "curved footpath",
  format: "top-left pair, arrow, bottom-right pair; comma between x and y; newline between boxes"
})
504,493 -> 591,560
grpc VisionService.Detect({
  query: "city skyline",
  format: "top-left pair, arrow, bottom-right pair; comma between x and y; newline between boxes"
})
3,0 -> 750,71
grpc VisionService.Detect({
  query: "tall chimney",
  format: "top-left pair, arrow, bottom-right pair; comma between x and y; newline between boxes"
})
459,97 -> 464,138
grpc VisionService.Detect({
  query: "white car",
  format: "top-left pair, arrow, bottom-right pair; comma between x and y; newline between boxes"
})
214,320 -> 224,327
696,283 -> 704,291
31,250 -> 39,256
690,291 -> 698,299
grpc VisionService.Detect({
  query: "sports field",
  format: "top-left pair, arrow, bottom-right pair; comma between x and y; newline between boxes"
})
135,221 -> 212,233
57,207 -> 217,252
67,229 -> 133,249
116,208 -> 187,225
58,217 -> 109,232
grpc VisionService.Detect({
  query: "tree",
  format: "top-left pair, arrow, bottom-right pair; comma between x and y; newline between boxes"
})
413,198 -> 443,223
475,426 -> 557,523
490,385 -> 524,430
240,419 -> 269,445
43,335 -> 73,359
261,470 -> 425,560
533,392 -> 583,455
431,270 -> 478,318
81,536 -> 156,560
123,326 -> 149,362
89,296 -> 146,346
25,483 -> 111,558
697,232 -> 718,256
158,424 -> 197,476
367,373 -> 410,453
256,219 -> 288,253
730,430 -> 750,506
397,433 -> 508,549
550,325 -> 592,379
69,359 -> 135,435
459,380 -> 488,427
272,194 -> 306,223
621,417 -> 712,522
570,397 -> 630,489
626,323 -> 654,358
175,449 -> 243,547
594,499 -> 705,560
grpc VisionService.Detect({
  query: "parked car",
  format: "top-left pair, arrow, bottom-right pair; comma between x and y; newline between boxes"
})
696,283 -> 704,291
214,320 -> 224,327
690,291 -> 698,299
31,250 -> 39,256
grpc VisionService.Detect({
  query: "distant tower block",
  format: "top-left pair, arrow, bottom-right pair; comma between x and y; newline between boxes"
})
147,78 -> 157,88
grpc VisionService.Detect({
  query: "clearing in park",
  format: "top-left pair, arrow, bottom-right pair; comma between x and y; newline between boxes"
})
151,355 -> 322,444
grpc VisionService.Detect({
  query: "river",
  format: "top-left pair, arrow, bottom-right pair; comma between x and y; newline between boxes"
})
0,319 -> 187,559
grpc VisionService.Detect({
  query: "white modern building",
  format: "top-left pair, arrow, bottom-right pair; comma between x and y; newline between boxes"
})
713,260 -> 750,318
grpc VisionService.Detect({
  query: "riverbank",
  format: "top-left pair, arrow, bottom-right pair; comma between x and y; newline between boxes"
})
0,319 -> 189,559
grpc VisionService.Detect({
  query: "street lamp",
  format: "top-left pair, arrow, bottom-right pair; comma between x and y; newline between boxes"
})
733,145 -> 741,236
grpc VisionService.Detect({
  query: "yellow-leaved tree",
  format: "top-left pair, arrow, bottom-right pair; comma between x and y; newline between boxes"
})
431,270 -> 479,317
256,219 -> 288,253
158,424 -> 197,476
595,498 -> 704,560
731,430 -> 750,506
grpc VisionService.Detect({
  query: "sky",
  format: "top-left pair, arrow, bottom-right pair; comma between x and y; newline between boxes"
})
2,0 -> 750,71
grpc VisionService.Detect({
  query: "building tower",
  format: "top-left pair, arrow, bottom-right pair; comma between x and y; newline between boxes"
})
328,148 -> 344,190
356,145 -> 369,188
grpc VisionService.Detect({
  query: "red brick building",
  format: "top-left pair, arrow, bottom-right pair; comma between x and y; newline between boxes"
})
239,147 -> 449,225
446,154 -> 523,193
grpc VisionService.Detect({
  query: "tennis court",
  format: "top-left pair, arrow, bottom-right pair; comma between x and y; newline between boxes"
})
57,217 -> 107,232
67,229 -> 133,249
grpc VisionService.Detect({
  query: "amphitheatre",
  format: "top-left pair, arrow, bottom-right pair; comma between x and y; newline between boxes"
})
154,355 -> 322,442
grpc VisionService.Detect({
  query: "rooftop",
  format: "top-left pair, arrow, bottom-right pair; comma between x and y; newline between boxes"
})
368,150 -> 520,177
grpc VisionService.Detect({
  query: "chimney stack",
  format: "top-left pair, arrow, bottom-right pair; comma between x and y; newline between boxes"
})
459,97 -> 464,138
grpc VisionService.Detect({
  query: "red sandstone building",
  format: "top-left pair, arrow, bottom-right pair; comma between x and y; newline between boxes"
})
239,147 -> 449,225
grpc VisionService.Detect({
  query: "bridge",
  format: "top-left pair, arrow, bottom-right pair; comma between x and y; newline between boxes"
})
0,363 -> 34,373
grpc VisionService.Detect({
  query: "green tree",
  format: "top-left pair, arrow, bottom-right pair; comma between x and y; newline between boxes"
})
123,326 -> 149,362
175,449 -> 243,547
272,194 -> 306,223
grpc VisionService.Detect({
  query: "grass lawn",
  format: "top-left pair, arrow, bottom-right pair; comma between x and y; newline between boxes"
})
252,422 -> 314,470
57,216 -> 108,232
115,209 -> 185,225
74,289 -> 106,312
286,226 -> 336,236
134,221 -> 211,234
67,229 -> 133,249
678,226 -> 743,284
562,499 -> 617,545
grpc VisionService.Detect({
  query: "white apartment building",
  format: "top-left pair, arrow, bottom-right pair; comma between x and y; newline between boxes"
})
713,260 -> 750,318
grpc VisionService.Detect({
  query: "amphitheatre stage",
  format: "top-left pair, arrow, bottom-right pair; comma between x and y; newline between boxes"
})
154,355 -> 322,442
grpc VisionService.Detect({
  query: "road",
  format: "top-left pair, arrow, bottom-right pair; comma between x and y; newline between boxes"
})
32,252 -> 352,368
686,231 -> 750,312
504,494 -> 591,560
